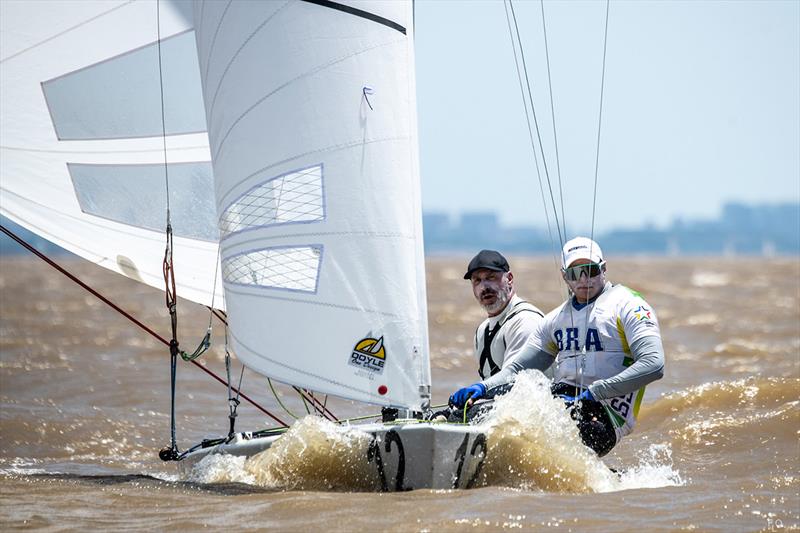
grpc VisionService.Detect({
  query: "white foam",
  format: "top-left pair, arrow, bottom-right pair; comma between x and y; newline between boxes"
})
611,443 -> 685,491
476,371 -> 616,492
185,453 -> 256,485
243,416 -> 378,490
478,371 -> 684,493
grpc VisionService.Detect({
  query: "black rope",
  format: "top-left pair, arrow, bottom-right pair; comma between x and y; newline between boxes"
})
157,0 -> 181,460
224,344 -> 241,438
508,0 -> 565,247
503,0 -> 562,272
590,0 -> 611,245
539,0 -> 568,241
578,0 -> 612,397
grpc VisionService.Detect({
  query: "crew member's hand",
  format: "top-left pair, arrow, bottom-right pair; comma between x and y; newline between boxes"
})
449,383 -> 486,408
558,388 -> 594,404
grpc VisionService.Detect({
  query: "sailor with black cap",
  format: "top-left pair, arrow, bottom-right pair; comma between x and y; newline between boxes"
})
449,250 -> 544,408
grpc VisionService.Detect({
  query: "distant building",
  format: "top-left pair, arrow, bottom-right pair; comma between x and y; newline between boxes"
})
419,202 -> 800,256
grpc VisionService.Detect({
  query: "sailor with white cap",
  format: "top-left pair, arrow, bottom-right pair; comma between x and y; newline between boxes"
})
450,237 -> 665,456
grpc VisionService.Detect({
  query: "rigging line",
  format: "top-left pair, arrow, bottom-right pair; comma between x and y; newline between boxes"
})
539,0 -> 567,241
157,0 -> 182,456
155,0 -> 171,221
268,378 -> 299,419
208,246 -> 221,324
0,223 -> 288,427
590,0 -> 611,244
503,0 -> 560,272
293,386 -> 339,421
0,0 -> 135,64
508,0 -> 565,248
201,0 -> 234,88
235,361 -> 245,404
206,307 -> 228,325
578,0 -> 611,397
299,389 -> 311,415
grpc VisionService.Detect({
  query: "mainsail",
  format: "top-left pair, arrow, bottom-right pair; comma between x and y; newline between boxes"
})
1,0 -> 431,411
195,0 -> 430,410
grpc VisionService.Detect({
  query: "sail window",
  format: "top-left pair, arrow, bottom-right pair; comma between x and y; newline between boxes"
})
69,162 -> 218,241
222,245 -> 322,293
219,164 -> 325,238
42,30 -> 206,140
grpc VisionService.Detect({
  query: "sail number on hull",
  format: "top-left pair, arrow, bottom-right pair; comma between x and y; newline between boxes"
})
367,430 -> 487,491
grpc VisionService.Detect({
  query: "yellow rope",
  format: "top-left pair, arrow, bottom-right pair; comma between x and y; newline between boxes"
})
267,378 -> 298,419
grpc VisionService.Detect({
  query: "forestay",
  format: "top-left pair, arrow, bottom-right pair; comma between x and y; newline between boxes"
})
194,0 -> 431,410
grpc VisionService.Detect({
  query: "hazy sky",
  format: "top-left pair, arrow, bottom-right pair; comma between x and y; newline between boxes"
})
413,0 -> 799,233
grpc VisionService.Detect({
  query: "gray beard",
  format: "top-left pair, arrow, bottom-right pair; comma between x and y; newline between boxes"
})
481,289 -> 510,315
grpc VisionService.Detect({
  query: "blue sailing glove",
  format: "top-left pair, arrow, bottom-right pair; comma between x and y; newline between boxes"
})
449,383 -> 486,408
559,388 -> 595,404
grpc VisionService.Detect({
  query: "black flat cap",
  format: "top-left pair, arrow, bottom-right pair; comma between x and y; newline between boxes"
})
464,250 -> 510,279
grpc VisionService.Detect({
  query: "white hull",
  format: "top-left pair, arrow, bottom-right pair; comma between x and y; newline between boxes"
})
179,422 -> 488,491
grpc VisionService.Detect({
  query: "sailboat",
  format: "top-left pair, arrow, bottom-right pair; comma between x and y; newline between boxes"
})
1,0 -> 487,490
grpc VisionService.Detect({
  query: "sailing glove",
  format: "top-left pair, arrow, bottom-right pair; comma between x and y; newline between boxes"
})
558,388 -> 595,404
449,383 -> 486,408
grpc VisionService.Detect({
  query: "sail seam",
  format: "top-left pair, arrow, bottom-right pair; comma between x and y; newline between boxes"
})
200,0 -> 234,90
0,0 -> 135,64
212,39 -> 401,161
218,136 -> 408,207
225,285 -> 402,318
206,1 -> 292,121
0,144 -> 208,155
223,231 -> 415,253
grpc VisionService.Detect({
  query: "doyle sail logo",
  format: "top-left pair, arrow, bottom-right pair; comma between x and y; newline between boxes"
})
349,335 -> 387,375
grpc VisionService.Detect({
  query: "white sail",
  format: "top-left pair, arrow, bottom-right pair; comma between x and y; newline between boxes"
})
0,0 -> 223,308
194,0 -> 431,410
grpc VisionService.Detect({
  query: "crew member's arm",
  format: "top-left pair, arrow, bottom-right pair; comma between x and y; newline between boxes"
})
589,335 -> 665,400
480,341 -> 554,392
449,344 -> 554,408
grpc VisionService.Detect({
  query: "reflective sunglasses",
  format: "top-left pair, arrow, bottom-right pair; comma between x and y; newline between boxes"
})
562,261 -> 605,281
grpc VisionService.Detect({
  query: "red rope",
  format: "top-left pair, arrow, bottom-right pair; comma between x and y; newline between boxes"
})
294,386 -> 339,422
0,223 -> 288,428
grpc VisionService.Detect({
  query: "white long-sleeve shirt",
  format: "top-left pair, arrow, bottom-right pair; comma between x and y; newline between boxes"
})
474,294 -> 544,379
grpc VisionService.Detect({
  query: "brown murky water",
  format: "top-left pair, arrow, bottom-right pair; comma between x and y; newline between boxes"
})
1,255 -> 798,531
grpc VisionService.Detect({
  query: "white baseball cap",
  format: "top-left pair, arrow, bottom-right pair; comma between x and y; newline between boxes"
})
561,237 -> 603,269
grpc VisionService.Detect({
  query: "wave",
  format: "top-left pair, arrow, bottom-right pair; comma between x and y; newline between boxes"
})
639,377 -> 799,453
642,377 -> 798,417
